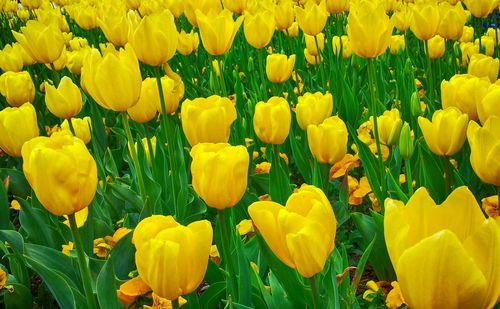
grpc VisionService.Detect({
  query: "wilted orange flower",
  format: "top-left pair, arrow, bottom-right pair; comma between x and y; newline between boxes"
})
348,176 -> 372,205
144,294 -> 187,309
329,154 -> 360,179
386,281 -> 406,309
117,276 -> 152,308
482,196 -> 498,219
255,162 -> 271,174
61,241 -> 74,256
93,237 -> 113,258
210,245 -> 220,265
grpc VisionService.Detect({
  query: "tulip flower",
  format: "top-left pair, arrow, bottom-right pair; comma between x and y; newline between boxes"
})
0,71 -> 35,107
61,117 -> 91,144
418,107 -> 468,156
12,20 -> 65,64
463,0 -> 499,18
244,10 -> 276,49
177,30 -> 200,56
441,74 -> 490,121
478,85 -> 500,124
133,215 -> 213,301
66,3 -> 98,30
296,92 -> 333,130
467,116 -> 500,186
81,44 -> 142,112
426,35 -> 445,60
304,33 -> 325,57
184,0 -> 222,27
253,96 -> 291,145
389,35 -> 406,55
266,54 -> 295,83
325,0 -> 349,14
21,131 -> 97,216
372,109 -> 403,146
249,184 -> 337,278
181,96 -> 237,146
127,78 -> 158,123
468,54 -> 499,83
393,5 -> 412,32
295,2 -> 328,36
196,9 -> 244,56
307,116 -> 348,165
332,36 -> 352,58
410,0 -> 440,41
384,186 -> 500,309
97,5 -> 129,47
45,76 -> 82,119
437,2 -> 467,40
460,26 -> 475,43
0,44 -> 24,72
274,1 -> 294,30
190,143 -> 249,210
0,103 -> 39,157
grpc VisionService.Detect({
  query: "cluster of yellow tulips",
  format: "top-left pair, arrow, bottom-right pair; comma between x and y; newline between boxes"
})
0,0 -> 499,308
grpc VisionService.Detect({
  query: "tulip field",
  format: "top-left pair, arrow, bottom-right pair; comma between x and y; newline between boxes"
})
1,0 -> 500,308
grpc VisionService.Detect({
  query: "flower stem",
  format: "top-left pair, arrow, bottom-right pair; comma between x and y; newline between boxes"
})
404,159 -> 413,196
309,276 -> 320,309
424,40 -> 435,112
217,209 -> 239,302
216,57 -> 228,97
313,34 -> 326,90
257,48 -> 268,100
68,213 -> 97,309
67,117 -> 76,136
172,298 -> 180,309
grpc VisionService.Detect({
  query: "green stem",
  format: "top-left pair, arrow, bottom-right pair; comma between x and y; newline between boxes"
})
257,48 -> 268,100
404,159 -> 413,196
309,276 -> 320,309
121,112 -> 148,205
68,213 -> 97,309
272,144 -> 287,204
218,209 -> 239,302
313,35 -> 326,90
497,186 -> 500,213
216,57 -> 228,96
424,40 -> 435,113
172,298 -> 180,309
443,156 -> 451,195
67,117 -> 76,136
366,58 -> 387,195
50,63 -> 60,86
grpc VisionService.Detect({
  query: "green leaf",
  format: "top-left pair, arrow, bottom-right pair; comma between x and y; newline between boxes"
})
0,181 -> 11,230
0,168 -> 31,199
110,232 -> 136,280
269,146 -> 292,205
199,281 -> 226,309
0,230 -> 24,252
4,283 -> 33,309
96,258 -> 122,309
352,236 -> 376,290
289,130 -> 312,183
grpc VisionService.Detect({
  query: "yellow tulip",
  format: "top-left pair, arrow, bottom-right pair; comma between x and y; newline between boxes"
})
347,0 -> 394,58
463,0 -> 499,18
61,117 -> 92,144
0,103 -> 39,157
460,26 -> 474,43
467,116 -> 500,185
384,186 -> 500,309
286,22 -> 299,38
372,109 -> 403,146
332,35 -> 352,58
181,96 -> 237,147
81,44 -> 142,112
437,2 -> 467,40
295,2 -> 328,37
426,35 -> 445,60
468,54 -> 500,83
304,33 -> 324,57
418,107 -> 468,156
190,143 -> 249,210
66,3 -> 98,30
393,5 -> 412,32
296,92 -> 333,130
164,0 -> 184,18
441,74 -> 491,120
132,215 -> 213,301
133,136 -> 156,165
21,131 -> 97,216
460,42 -> 480,66
266,54 -> 295,83
66,47 -> 91,76
248,184 -> 337,278
410,0 -> 440,41
223,0 -> 247,14
128,10 -> 178,66
196,9 -> 244,56
12,20 -> 64,64
244,10 -> 275,49
389,35 -> 406,55
253,96 -> 291,145
307,116 -> 348,164
325,0 -> 349,14
478,85 -> 500,124
97,5 -> 129,47
0,71 -> 35,107
0,43 -> 23,72
274,1 -> 294,30
126,78 -> 158,123
45,76 -> 82,119
476,36 -> 496,57
177,30 -> 200,56
184,0 -> 222,27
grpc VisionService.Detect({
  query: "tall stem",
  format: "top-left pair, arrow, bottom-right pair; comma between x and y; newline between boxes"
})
172,298 -> 180,309
68,213 -> 97,309
257,48 -> 268,100
218,209 -> 239,302
313,35 -> 326,90
443,156 -> 451,195
67,117 -> 76,136
424,40 -> 435,112
404,159 -> 413,196
309,276 -> 320,309
216,58 -> 228,97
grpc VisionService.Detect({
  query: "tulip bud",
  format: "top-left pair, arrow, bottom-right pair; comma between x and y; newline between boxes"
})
399,122 -> 414,160
244,10 -> 276,49
45,76 -> 82,119
0,103 -> 39,157
410,91 -> 423,117
266,54 -> 295,83
97,6 -> 129,47
389,35 -> 406,55
296,92 -> 333,130
127,78 -> 158,123
410,0 -> 440,41
253,97 -> 291,145
66,3 -> 98,30
0,71 -> 35,107
61,117 -> 91,144
460,26 -> 474,43
332,35 -> 352,58
437,2 -> 467,40
190,143 -> 249,209
196,9 -> 244,56
467,116 -> 500,185
426,35 -> 445,60
307,116 -> 348,165
184,0 -> 222,27
177,30 -> 200,56
325,0 -> 349,14
393,5 -> 411,32
295,2 -> 328,36
373,109 -> 403,146
0,44 -> 24,72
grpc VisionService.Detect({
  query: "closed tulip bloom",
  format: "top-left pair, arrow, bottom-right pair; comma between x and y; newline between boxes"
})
66,47 -> 91,75
389,35 -> 406,55
132,215 -> 213,300
467,116 -> 500,185
127,78 -> 158,123
129,10 -> 178,66
184,0 -> 222,27
266,54 -> 295,83
307,116 -> 348,164
274,1 -> 294,30
476,36 -> 495,57
437,2 -> 467,40
325,0 -> 349,14
177,30 -> 200,56
296,92 -> 333,130
347,0 -> 394,58
384,187 -> 500,309
463,0 -> 500,18
197,9 -> 244,56
304,48 -> 322,65
460,42 -> 480,66
0,44 -> 23,72
181,96 -> 237,146
12,20 -> 64,64
393,5 -> 412,32
372,109 -> 403,146
223,0 -> 247,14
304,33 -> 325,57
460,26 -> 474,43
410,0 -> 440,41
295,2 -> 328,36
253,97 -> 291,145
81,45 -> 142,112
97,8 -> 129,47
441,74 -> 491,120
426,35 -> 445,59
165,0 -> 185,18
190,143 -> 249,209
244,10 -> 275,49
0,103 -> 39,157
67,3 -> 98,30
478,85 -> 500,124
154,74 -> 184,115
468,54 -> 499,83
418,107 -> 468,156
249,184 -> 337,278
0,71 -> 35,107
332,35 -> 352,58
61,117 -> 91,144
45,76 -> 82,119
21,131 -> 97,216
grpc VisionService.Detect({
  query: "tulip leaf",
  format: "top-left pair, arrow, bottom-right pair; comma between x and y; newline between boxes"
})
0,181 -> 11,230
3,283 -> 33,309
268,270 -> 294,309
110,232 -> 136,280
17,198 -> 62,248
0,230 -> 24,252
415,142 -> 446,203
269,146 -> 292,205
96,258 -> 121,309
352,236 -> 376,290
0,168 -> 31,199
235,233 -> 252,306
289,130 -> 312,184
199,281 -> 226,309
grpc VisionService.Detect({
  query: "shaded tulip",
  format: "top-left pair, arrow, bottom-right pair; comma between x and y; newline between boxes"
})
177,30 -> 199,56
398,122 -> 414,160
244,10 -> 275,49
184,0 -> 222,27
97,6 -> 129,47
21,131 -> 97,216
0,103 -> 39,157
0,44 -> 23,72
460,42 -> 480,66
81,44 -> 142,112
389,35 -> 405,55
223,0 -> 247,14
190,143 -> 249,209
127,78 -> 158,123
45,76 -> 82,119
132,215 -> 213,300
478,85 -> 500,124
372,109 -> 403,146
66,3 -> 98,30
295,2 -> 328,36
347,0 -> 394,58
437,2 -> 467,40
266,54 -> 295,83
181,96 -> 237,146
304,48 -> 322,65
418,107 -> 468,156
66,47 -> 91,75
467,116 -> 500,185
426,35 -> 445,59
325,0 -> 349,14
61,117 -> 91,144
128,10 -> 178,66
460,26 -> 474,43
296,92 -> 333,130
307,116 -> 348,164
441,74 -> 491,120
274,1 -> 294,30
164,0 -> 185,18
196,9 -> 244,56
463,0 -> 499,18
286,22 -> 299,38
332,35 -> 352,58
253,96 -> 291,145
393,5 -> 412,32
468,54 -> 499,83
410,0 -> 440,41
384,187 -> 500,309
304,33 -> 325,57
248,184 -> 337,278
0,71 -> 35,107
476,36 -> 495,57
